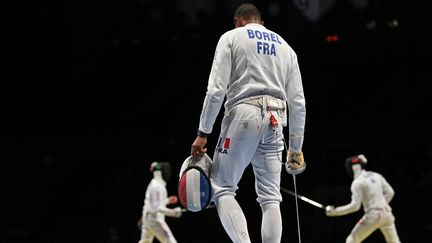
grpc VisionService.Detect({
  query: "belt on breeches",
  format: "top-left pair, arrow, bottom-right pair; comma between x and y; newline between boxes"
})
240,95 -> 286,111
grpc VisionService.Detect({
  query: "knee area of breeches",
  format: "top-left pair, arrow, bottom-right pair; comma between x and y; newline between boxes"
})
260,201 -> 280,211
346,234 -> 358,243
256,192 -> 282,205
212,191 -> 237,207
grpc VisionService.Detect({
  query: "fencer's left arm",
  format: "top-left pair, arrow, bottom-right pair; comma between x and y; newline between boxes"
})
153,194 -> 182,218
137,216 -> 143,229
166,195 -> 179,205
148,186 -> 182,218
381,175 -> 395,203
326,182 -> 362,217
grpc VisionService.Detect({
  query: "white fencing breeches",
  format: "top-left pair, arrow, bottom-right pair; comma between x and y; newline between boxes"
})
139,220 -> 177,243
211,103 -> 285,243
346,209 -> 401,243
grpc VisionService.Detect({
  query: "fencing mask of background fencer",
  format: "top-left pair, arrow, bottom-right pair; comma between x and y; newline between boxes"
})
150,161 -> 172,182
345,154 -> 367,179
178,154 -> 213,212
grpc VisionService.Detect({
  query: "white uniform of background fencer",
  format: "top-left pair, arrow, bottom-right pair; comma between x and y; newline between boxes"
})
328,169 -> 401,243
198,23 -> 306,242
139,172 -> 181,243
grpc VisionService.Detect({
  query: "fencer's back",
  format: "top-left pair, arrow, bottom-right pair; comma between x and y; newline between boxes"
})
355,171 -> 389,211
221,23 -> 299,110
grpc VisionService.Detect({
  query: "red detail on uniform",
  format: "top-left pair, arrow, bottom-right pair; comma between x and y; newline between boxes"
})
358,218 -> 365,224
179,174 -> 187,208
352,158 -> 359,163
224,138 -> 230,149
268,110 -> 278,128
270,114 -> 278,128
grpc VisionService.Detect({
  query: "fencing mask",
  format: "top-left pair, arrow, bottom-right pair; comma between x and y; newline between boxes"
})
178,153 -> 213,212
150,161 -> 172,182
345,154 -> 367,179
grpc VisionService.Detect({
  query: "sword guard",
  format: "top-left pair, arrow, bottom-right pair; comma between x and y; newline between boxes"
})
285,162 -> 306,175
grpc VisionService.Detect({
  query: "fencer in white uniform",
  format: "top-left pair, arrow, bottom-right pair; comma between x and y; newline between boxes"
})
191,3 -> 306,243
138,162 -> 182,243
326,154 -> 401,243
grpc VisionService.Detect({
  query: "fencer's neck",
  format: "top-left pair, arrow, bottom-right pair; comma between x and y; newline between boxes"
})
353,166 -> 363,179
153,171 -> 166,185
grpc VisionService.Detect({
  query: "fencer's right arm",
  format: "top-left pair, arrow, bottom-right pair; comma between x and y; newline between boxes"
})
380,175 -> 395,203
326,182 -> 362,217
284,52 -> 306,175
285,151 -> 306,175
285,51 -> 306,153
157,206 -> 182,218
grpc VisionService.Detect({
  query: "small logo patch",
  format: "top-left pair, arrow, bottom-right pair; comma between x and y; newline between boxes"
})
243,122 -> 249,129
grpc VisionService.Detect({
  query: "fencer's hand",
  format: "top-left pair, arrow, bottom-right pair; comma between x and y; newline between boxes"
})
285,151 -> 306,175
325,205 -> 335,216
173,207 -> 183,218
168,195 -> 178,205
191,136 -> 207,157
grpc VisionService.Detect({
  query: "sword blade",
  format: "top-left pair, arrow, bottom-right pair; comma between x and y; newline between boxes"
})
281,187 -> 325,209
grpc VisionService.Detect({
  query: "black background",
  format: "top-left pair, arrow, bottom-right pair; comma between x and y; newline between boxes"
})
3,0 -> 432,242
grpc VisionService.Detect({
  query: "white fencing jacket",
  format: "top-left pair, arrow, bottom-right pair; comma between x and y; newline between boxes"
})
198,23 -> 306,151
330,170 -> 395,216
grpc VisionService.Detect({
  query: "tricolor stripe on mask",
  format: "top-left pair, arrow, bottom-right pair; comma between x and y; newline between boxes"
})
178,166 -> 211,212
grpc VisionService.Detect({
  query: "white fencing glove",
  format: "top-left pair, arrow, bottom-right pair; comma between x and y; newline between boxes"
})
172,207 -> 183,218
285,151 -> 306,175
325,205 -> 336,216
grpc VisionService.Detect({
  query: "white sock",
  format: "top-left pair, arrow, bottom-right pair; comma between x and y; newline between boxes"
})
216,195 -> 251,243
261,202 -> 282,243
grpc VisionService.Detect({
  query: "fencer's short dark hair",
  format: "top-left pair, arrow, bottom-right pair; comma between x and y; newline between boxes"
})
234,3 -> 261,20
